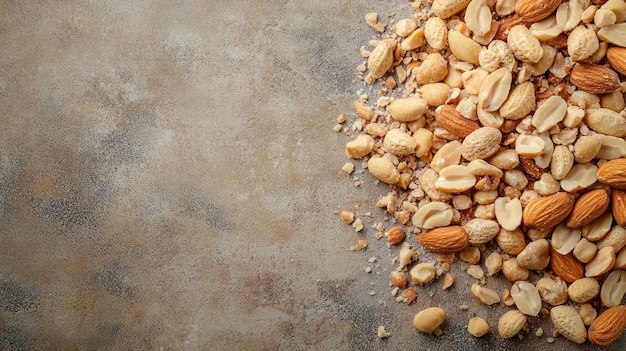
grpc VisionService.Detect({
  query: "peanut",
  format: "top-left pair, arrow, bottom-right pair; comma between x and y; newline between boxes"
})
413,307 -> 446,333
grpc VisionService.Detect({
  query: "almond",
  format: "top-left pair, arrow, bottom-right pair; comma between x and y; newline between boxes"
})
607,47 -> 626,76
569,64 -> 620,94
418,225 -> 469,254
567,189 -> 610,228
516,0 -> 561,23
522,192 -> 575,229
597,158 -> 626,189
550,245 -> 584,283
435,105 -> 480,138
588,306 -> 626,346
613,189 -> 626,226
386,226 -> 406,245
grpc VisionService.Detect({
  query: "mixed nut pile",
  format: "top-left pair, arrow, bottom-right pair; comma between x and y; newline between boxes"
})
336,0 -> 626,345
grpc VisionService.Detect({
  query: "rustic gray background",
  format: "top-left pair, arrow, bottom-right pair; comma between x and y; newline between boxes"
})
1,1 -> 624,350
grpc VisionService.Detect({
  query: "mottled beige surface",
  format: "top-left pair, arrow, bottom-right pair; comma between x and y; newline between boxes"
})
0,1 -> 624,350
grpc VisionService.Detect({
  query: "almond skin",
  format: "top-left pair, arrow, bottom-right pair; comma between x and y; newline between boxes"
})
597,158 -> 626,189
550,245 -> 584,283
613,189 -> 626,226
569,64 -> 620,94
418,225 -> 469,253
567,188 -> 610,228
588,306 -> 626,346
435,105 -> 480,138
515,0 -> 560,23
523,192 -> 575,229
607,47 -> 626,76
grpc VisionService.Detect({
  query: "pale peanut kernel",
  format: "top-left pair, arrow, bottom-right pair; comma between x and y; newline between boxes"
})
412,202 -> 454,229
411,263 -> 437,284
515,134 -> 546,158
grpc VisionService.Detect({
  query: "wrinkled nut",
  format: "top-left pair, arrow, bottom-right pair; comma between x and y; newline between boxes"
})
479,47 -> 500,72
413,307 -> 447,333
472,283 -> 501,305
413,128 -> 434,157
391,271 -> 408,288
413,202 -> 454,229
431,141 -> 462,172
413,53 -> 448,84
386,226 -> 406,245
586,246 -> 616,277
488,149 -> 520,170
460,247 -> 481,264
420,168 -> 454,202
588,306 -> 626,346
346,134 -> 375,159
601,270 -> 626,307
552,223 -> 582,255
585,108 -> 626,138
507,25 -> 543,63
474,190 -> 499,205
410,262 -> 437,284
568,277 -> 600,303
527,227 -> 551,241
567,188 -> 610,228
448,29 -> 481,65
496,227 -> 526,255
388,97 -> 428,122
467,317 -> 490,337
464,218 -> 500,244
478,67 -> 513,112
500,81 -> 536,120
597,159 -> 626,189
461,127 -> 502,161
579,303 -> 597,326
424,17 -> 448,50
613,189 -> 626,227
573,238 -> 598,263
560,164 -> 598,193
517,239 -> 550,270
568,26 -> 600,62
511,281 -> 542,316
536,276 -> 568,305
532,95 -> 567,133
550,305 -> 588,344
367,39 -> 396,80
583,212 -> 613,241
523,192 -> 575,230
498,309 -> 527,339
436,165 -> 477,193
597,226 -> 626,253
485,252 -> 503,276
515,134 -> 546,158
502,257 -> 530,282
383,129 -> 417,156
494,197 -> 522,231
421,83 -> 451,107
432,0 -> 472,19
573,135 -> 601,164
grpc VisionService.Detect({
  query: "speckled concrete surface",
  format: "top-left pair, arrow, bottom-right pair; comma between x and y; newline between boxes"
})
1,1 -> 624,350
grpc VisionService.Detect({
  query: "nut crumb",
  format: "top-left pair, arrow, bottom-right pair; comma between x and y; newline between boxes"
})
377,325 -> 391,339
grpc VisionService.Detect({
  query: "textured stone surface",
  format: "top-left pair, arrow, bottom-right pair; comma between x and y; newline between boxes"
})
0,1 -> 624,350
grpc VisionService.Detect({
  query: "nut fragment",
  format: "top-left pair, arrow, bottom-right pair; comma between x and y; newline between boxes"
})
485,252 -> 503,275
517,239 -> 550,270
467,317 -> 490,337
472,283 -> 501,305
573,238 -> 598,263
501,257 -> 529,282
511,281 -> 542,316
448,29 -> 481,65
515,135 -> 546,158
346,134 -> 375,158
391,271 -> 408,287
537,276 -> 568,305
436,165 -> 477,193
410,263 -> 437,284
494,197 -> 522,231
579,304 -> 597,326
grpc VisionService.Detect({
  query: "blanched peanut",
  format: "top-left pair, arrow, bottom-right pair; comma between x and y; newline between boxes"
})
388,97 -> 428,122
585,108 -> 626,138
400,28 -> 425,51
502,257 -> 529,282
346,134 -> 375,158
532,96 -> 567,133
583,212 -> 613,241
515,135 -> 545,158
413,53 -> 448,84
488,149 -> 519,170
383,129 -> 417,156
616,247 -> 626,270
485,252 -> 503,275
552,223 -> 582,255
474,190 -> 499,205
563,106 -> 585,128
511,281 -> 542,316
448,29 -> 481,65
494,197 -> 522,231
413,202 -> 454,229
462,68 -> 489,95
421,83 -> 451,106
420,168 -> 454,202
556,0 -> 583,32
530,16 -> 562,41
467,317 -> 490,337
551,145 -> 574,180
436,165 -> 477,192
478,67 -> 512,112
533,132 -> 554,168
368,157 -> 400,185
573,135 -> 601,164
393,18 -> 417,37
471,283 -> 501,305
579,303 -> 597,326
597,226 -> 626,253
413,307 -> 446,333
431,141 -> 462,172
595,8 -> 617,27
600,90 -> 626,112
596,134 -> 626,160
413,128 -> 433,157
560,164 -> 598,193
573,238 -> 598,263
534,173 -> 560,196
459,247 -> 481,264
410,263 -> 437,284
585,246 -> 615,277
600,270 -> 626,307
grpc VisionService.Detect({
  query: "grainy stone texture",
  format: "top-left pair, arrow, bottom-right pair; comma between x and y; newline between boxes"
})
0,1 -> 624,350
